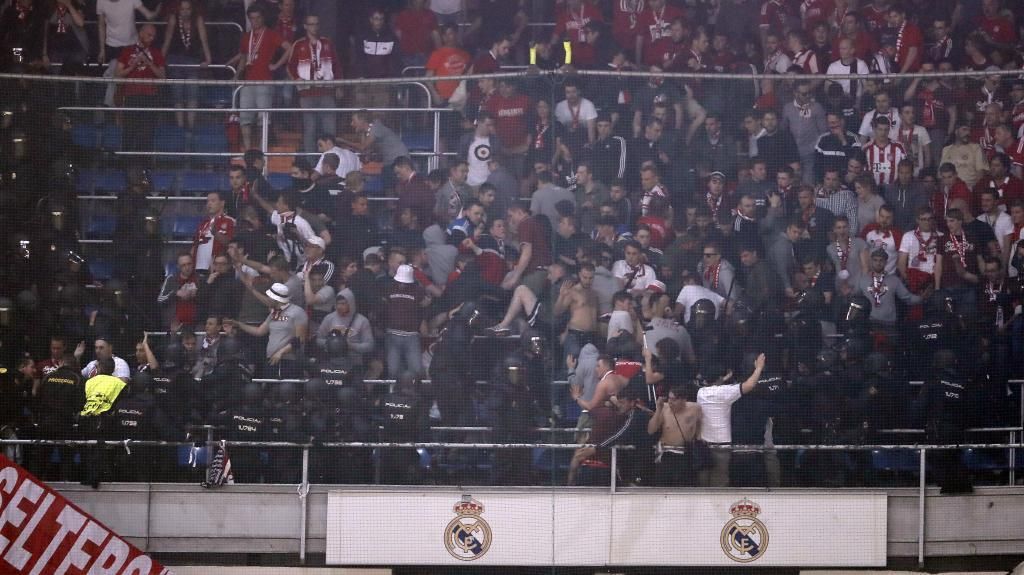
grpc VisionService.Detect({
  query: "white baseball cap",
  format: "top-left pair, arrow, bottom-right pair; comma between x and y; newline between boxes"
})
394,264 -> 415,284
265,282 -> 290,303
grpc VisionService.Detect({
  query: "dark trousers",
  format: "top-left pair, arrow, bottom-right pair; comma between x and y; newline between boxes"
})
655,451 -> 697,487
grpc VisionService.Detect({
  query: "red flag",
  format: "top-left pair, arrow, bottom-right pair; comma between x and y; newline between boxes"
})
0,454 -> 171,574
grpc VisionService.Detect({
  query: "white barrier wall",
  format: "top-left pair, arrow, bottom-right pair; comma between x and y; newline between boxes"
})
326,490 -> 888,567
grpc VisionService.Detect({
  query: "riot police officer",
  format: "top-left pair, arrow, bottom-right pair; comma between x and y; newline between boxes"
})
916,349 -> 973,494
379,372 -> 428,485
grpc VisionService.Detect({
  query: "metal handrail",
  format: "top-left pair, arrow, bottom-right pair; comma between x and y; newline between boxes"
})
60,106 -> 454,113
48,62 -> 238,76
83,19 -> 245,34
0,438 -> 1018,451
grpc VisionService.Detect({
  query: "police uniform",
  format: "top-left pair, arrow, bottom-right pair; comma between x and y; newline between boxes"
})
379,387 -> 427,484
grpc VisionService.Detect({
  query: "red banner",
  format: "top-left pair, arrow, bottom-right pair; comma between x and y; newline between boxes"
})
0,454 -> 171,575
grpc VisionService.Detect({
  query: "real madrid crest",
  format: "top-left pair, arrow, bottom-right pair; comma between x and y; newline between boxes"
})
444,495 -> 492,561
720,498 -> 769,563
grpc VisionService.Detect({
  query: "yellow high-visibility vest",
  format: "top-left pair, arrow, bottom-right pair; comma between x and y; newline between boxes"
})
81,374 -> 126,416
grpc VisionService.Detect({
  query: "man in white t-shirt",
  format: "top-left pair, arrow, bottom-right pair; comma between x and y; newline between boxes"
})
697,353 -> 766,487
612,240 -> 658,295
97,0 -> 160,106
554,81 -> 598,145
77,337 -> 131,381
978,189 -> 1014,253
314,135 -> 362,178
460,112 -> 502,187
674,276 -> 725,323
897,206 -> 943,317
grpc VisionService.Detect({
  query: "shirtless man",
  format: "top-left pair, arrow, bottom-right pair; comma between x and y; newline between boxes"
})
648,385 -> 702,486
554,262 -> 599,358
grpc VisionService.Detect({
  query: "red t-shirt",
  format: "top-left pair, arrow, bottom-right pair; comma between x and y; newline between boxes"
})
117,44 -> 166,97
800,0 -> 834,31
977,15 -> 1017,45
517,216 -> 552,268
974,175 -> 1024,211
425,46 -> 470,99
554,3 -> 603,43
483,93 -> 531,149
611,0 -> 645,50
240,27 -> 285,80
471,50 -> 500,74
860,4 -> 888,32
637,4 -> 685,66
759,0 -> 789,34
940,232 -> 978,288
893,22 -> 923,72
931,181 -> 971,228
393,8 -> 438,56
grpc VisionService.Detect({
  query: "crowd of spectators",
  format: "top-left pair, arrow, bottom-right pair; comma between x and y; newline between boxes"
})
0,0 -> 1023,490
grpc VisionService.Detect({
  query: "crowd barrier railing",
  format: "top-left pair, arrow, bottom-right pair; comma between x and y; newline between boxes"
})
1,438 -> 1021,566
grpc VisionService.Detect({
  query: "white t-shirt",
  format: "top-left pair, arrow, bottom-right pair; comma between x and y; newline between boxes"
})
611,260 -> 657,291
554,98 -> 598,128
697,383 -> 742,443
895,124 -> 931,175
81,356 -> 131,380
97,0 -> 143,48
898,229 -> 942,275
607,310 -> 634,341
466,136 -> 491,186
980,210 -> 1014,252
826,58 -> 869,97
674,285 -> 725,323
315,146 -> 363,178
863,228 -> 900,275
271,211 -> 317,264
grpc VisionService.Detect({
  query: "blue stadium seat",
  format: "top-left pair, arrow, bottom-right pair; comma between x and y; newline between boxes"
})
402,131 -> 433,152
77,170 -> 127,194
964,449 -> 1006,471
71,123 -> 101,149
101,124 -> 122,151
180,171 -> 228,195
86,214 -> 118,239
150,171 -> 177,193
871,449 -> 920,472
267,172 -> 291,190
169,215 -> 203,239
88,260 -> 115,281
153,125 -> 189,155
199,87 -> 234,108
192,130 -> 229,155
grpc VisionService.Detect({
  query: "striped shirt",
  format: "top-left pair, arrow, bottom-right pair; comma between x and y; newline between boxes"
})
863,140 -> 907,187
814,187 -> 859,230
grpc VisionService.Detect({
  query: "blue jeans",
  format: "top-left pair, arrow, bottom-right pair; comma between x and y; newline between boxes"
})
386,332 -> 422,378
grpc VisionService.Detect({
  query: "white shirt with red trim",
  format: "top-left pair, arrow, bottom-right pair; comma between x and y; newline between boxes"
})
899,229 -> 942,275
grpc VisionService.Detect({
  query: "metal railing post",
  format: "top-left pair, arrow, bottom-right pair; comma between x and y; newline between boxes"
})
918,447 -> 926,567
610,446 -> 617,494
299,446 -> 309,564
1009,430 -> 1016,486
260,111 -> 270,161
430,110 -> 441,172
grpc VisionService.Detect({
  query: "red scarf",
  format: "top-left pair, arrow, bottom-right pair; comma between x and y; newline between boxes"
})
869,273 -> 888,305
835,237 -> 851,271
913,228 -> 933,262
55,4 -> 67,33
986,281 -> 1003,302
704,262 -> 720,290
948,232 -> 967,269
178,18 -> 192,50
